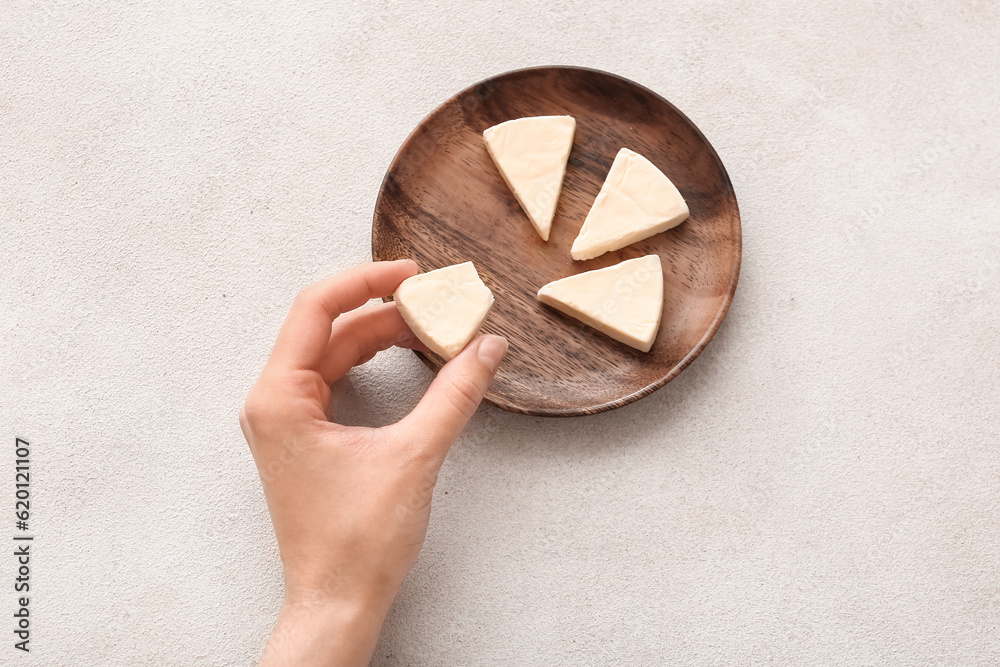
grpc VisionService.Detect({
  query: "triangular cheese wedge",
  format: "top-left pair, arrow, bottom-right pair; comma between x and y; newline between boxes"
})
483,115 -> 576,241
571,148 -> 689,260
394,262 -> 494,360
537,255 -> 663,352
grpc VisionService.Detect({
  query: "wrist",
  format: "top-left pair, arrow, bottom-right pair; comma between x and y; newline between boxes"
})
282,568 -> 400,621
259,596 -> 390,667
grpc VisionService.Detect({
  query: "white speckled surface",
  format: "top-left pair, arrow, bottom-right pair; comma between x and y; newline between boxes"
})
2,1 -> 999,664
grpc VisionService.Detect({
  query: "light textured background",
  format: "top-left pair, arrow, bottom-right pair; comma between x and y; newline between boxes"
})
2,1 -> 998,664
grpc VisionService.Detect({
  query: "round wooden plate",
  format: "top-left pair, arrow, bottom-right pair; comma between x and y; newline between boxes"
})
372,66 -> 741,417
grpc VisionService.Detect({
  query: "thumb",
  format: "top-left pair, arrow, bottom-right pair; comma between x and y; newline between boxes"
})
396,335 -> 508,460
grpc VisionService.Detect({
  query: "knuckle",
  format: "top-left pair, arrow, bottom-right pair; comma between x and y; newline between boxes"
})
240,394 -> 277,431
293,285 -> 317,308
443,374 -> 484,418
339,323 -> 366,359
402,438 -> 438,468
340,426 -> 373,453
238,407 -> 253,446
240,399 -> 260,427
385,424 -> 438,468
406,470 -> 438,511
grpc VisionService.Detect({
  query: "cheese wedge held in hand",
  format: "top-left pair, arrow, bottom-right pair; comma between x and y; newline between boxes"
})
393,262 -> 494,360
483,115 -> 576,241
571,148 -> 688,260
537,255 -> 663,352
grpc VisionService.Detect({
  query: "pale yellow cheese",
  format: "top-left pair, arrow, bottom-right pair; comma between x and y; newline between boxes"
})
483,115 -> 576,241
394,262 -> 494,360
537,255 -> 663,352
571,148 -> 688,260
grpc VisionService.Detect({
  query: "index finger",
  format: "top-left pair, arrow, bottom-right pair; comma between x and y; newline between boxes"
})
270,260 -> 418,370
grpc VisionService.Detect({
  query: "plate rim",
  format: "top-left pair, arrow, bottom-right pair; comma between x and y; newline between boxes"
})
372,65 -> 742,417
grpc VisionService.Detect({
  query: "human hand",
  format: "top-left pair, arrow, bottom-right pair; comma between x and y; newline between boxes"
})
240,260 -> 508,666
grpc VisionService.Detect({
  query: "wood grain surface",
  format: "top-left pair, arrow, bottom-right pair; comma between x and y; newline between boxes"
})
372,66 -> 741,416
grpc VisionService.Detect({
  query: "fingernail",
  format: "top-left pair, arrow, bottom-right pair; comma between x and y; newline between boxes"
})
477,335 -> 508,372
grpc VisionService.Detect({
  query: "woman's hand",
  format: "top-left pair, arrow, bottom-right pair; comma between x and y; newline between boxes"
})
240,260 -> 508,666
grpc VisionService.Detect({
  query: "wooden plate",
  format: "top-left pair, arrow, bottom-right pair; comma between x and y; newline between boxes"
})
372,66 -> 741,417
